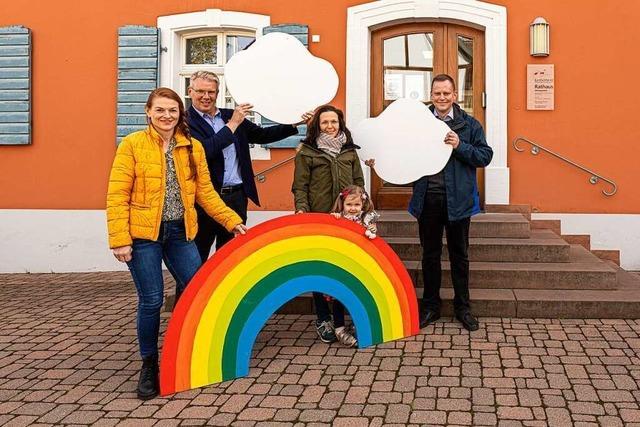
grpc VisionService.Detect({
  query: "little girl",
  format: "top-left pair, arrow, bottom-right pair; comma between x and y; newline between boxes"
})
326,185 -> 380,347
330,185 -> 380,238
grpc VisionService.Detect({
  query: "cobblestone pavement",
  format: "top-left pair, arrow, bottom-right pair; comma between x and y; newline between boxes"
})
1,273 -> 639,426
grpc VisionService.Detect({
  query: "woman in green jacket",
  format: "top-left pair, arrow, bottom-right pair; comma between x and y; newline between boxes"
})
292,104 -> 365,347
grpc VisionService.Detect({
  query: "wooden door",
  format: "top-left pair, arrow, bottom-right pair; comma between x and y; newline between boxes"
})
370,23 -> 485,209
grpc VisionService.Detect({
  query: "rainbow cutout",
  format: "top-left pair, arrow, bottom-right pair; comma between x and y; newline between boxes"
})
159,213 -> 419,395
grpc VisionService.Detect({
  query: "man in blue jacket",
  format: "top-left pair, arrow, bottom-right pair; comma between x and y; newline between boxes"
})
408,74 -> 493,331
187,70 -> 300,262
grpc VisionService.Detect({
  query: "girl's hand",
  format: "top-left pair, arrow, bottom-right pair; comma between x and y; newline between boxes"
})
365,225 -> 377,239
295,210 -> 305,214
364,158 -> 375,168
113,245 -> 132,263
330,213 -> 341,219
232,224 -> 248,236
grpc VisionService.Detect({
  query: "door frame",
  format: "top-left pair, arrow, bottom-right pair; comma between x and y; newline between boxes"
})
346,0 -> 509,205
369,22 -> 485,209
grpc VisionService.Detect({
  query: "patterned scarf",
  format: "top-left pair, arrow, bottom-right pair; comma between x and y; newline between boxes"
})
316,132 -> 347,157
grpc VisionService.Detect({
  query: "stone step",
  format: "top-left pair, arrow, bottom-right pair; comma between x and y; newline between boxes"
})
412,280 -> 640,319
531,219 -> 562,236
404,245 -> 617,289
592,249 -> 621,266
278,268 -> 640,318
485,204 -> 532,221
164,265 -> 640,319
384,229 -> 570,262
277,288 -> 517,318
562,234 -> 591,250
377,211 -> 530,239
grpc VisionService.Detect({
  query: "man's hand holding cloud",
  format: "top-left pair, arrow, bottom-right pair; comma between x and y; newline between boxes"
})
353,98 -> 452,185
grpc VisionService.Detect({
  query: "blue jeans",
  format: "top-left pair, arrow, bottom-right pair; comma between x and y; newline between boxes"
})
126,220 -> 202,357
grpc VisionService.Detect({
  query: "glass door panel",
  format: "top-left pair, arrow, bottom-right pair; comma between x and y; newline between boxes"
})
457,35 -> 474,116
383,33 -> 434,106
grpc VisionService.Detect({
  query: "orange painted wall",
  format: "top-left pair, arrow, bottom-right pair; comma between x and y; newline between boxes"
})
497,0 -> 640,214
1,0 -> 638,214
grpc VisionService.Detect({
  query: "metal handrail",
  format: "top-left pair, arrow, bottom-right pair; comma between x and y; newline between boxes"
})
512,136 -> 617,196
254,155 -> 296,183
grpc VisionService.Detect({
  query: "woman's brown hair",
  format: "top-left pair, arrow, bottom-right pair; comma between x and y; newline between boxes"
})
301,104 -> 354,146
331,185 -> 375,216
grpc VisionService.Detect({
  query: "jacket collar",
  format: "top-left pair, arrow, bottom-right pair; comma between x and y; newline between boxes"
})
429,103 -> 466,131
145,125 -> 192,148
189,105 -> 233,123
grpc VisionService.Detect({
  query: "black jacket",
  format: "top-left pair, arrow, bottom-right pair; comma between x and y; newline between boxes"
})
187,106 -> 298,206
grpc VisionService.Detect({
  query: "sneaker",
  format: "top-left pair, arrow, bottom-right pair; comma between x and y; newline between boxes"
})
137,355 -> 159,400
315,319 -> 337,343
335,326 -> 358,348
347,324 -> 357,339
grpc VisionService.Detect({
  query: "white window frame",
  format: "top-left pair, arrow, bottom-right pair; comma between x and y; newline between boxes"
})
158,9 -> 271,159
179,30 -> 257,112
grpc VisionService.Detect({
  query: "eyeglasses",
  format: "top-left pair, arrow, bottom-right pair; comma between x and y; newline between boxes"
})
191,89 -> 217,97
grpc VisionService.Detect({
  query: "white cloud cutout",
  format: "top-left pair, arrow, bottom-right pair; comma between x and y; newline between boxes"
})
353,98 -> 452,185
225,32 -> 339,124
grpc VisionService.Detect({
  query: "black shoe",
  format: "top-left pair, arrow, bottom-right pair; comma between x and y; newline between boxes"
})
137,355 -> 159,400
419,310 -> 440,329
456,311 -> 480,331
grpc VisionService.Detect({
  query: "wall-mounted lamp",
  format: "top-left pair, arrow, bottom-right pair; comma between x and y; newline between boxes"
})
530,17 -> 550,56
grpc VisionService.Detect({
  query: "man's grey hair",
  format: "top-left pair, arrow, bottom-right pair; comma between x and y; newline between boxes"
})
189,70 -> 220,87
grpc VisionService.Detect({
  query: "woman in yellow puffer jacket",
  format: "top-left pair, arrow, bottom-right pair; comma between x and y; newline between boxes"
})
106,87 -> 246,400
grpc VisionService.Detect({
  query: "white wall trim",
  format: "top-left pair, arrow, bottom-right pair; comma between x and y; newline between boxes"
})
158,9 -> 270,90
346,0 -> 509,204
532,213 -> 640,270
2,210 -> 638,272
0,210 -> 289,273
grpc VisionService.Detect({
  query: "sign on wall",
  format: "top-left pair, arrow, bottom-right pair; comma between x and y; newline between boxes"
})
527,64 -> 555,110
